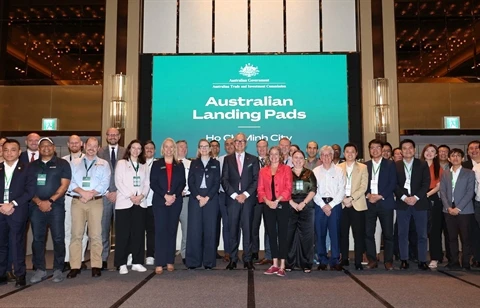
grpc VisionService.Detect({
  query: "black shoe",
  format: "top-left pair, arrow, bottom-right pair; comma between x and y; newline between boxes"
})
67,269 -> 81,279
355,264 -> 364,270
101,261 -> 108,271
0,275 -> 7,285
331,264 -> 343,271
6,271 -> 16,282
444,263 -> 462,271
63,262 -> 71,271
418,262 -> 429,271
251,252 -> 259,262
92,268 -> 102,277
226,261 -> 237,270
204,266 -> 212,270
182,258 -> 186,265
317,264 -> 328,271
471,261 -> 480,268
400,260 -> 409,270
244,261 -> 255,270
15,275 -> 26,288
340,259 -> 349,266
216,253 -> 223,259
81,261 -> 87,270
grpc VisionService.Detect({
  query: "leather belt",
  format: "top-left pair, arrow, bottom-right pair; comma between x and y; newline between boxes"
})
322,197 -> 333,204
67,194 -> 103,201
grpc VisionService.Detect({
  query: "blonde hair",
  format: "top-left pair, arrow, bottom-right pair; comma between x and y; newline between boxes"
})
266,146 -> 283,166
161,138 -> 178,161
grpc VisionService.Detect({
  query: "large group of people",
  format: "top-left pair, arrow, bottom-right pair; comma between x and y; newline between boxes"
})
0,131 -> 479,287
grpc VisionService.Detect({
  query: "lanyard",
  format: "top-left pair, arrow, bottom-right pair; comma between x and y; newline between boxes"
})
148,159 -> 154,167
403,162 -> 412,179
346,170 -> 353,183
372,163 -> 381,177
84,158 -> 96,177
4,171 -> 13,190
130,160 -> 140,176
70,153 -> 83,162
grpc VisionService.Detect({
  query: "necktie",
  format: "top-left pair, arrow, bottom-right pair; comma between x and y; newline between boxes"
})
30,152 -> 35,162
237,154 -> 243,176
260,157 -> 265,167
111,147 -> 116,167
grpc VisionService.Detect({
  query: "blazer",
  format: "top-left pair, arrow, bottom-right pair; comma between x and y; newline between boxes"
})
98,145 -> 126,192
188,157 -> 220,200
257,164 -> 293,203
19,151 -> 38,164
338,161 -> 368,211
365,158 -> 397,210
150,158 -> 186,206
114,159 -> 150,209
395,158 -> 431,211
0,161 -> 36,221
440,167 -> 475,214
462,160 -> 474,170
221,152 -> 259,200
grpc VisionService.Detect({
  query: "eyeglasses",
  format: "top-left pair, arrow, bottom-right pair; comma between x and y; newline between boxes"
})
234,140 -> 246,144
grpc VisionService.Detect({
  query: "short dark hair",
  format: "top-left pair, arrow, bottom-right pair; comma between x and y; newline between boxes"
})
383,142 -> 393,150
343,142 -> 358,153
290,144 -> 300,151
176,140 -> 187,145
3,138 -> 21,149
123,139 -> 146,164
292,150 -> 305,158
438,144 -> 450,151
400,139 -> 416,149
449,148 -> 465,158
368,139 -> 384,148
467,140 -> 480,149
210,140 -> 220,146
145,140 -> 156,149
256,139 -> 268,146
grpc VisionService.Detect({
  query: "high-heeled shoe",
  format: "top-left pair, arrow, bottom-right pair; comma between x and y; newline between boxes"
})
167,264 -> 175,272
155,266 -> 164,275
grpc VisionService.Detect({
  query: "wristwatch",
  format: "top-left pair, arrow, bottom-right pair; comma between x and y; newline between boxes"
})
48,198 -> 54,204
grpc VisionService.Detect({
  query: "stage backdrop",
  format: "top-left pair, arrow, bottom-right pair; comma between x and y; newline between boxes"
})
152,54 -> 349,155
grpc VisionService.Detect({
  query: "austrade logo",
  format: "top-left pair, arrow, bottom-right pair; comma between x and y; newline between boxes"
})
212,62 -> 286,89
239,63 -> 260,77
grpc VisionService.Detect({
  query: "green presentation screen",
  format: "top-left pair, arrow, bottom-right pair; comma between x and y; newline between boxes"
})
152,54 -> 349,156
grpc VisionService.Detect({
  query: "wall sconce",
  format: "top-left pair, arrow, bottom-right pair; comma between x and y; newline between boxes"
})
373,78 -> 390,134
110,73 -> 127,129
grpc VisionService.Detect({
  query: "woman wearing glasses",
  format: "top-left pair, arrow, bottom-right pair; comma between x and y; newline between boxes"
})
185,139 -> 221,269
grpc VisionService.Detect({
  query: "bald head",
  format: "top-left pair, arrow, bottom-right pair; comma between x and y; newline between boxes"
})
106,127 -> 121,146
25,133 -> 41,151
67,135 -> 83,154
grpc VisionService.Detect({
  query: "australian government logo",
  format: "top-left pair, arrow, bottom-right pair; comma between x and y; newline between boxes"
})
212,63 -> 287,89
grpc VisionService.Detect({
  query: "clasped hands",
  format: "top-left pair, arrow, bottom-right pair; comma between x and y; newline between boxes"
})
403,196 -> 418,206
78,190 -> 97,204
366,193 -> 383,204
322,204 -> 332,217
289,200 -> 305,212
164,194 -> 176,206
266,199 -> 279,209
196,195 -> 210,207
342,197 -> 353,208
447,207 -> 460,216
130,194 -> 144,205
0,203 -> 15,216
235,194 -> 247,204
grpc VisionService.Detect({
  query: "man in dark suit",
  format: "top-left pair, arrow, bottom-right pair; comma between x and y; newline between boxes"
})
395,139 -> 431,270
441,148 -> 476,270
19,133 -> 40,164
365,139 -> 397,270
97,127 -> 125,270
0,139 -> 36,287
221,133 -> 259,270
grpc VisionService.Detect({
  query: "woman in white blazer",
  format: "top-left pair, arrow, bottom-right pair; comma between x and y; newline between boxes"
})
114,139 -> 150,274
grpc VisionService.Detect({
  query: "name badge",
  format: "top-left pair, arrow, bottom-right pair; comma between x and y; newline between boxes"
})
370,179 -> 378,195
133,176 -> 141,187
404,179 -> 411,194
3,189 -> 9,203
82,176 -> 91,188
37,174 -> 47,186
295,180 -> 304,191
345,184 -> 352,196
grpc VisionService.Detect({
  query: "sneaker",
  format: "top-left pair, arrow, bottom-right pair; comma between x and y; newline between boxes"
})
429,260 -> 438,269
131,264 -> 147,272
146,257 -> 155,265
276,268 -> 286,277
30,269 -> 47,283
127,254 -> 133,266
52,270 -> 64,283
263,266 -> 279,275
119,265 -> 128,275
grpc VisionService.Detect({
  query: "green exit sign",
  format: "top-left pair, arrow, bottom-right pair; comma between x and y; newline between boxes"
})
444,116 -> 460,129
42,118 -> 58,131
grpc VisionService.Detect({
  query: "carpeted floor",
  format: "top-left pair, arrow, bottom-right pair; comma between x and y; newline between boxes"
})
1,253 -> 480,308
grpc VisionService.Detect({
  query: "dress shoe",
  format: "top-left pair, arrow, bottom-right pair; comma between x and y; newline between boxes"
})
471,261 -> 480,268
101,261 -> 108,271
330,264 -> 343,271
255,258 -> 272,265
340,259 -> 350,266
81,261 -> 87,270
92,268 -> 102,277
226,261 -> 237,270
204,266 -> 212,270
317,264 -> 328,271
182,259 -> 186,265
444,263 -> 462,271
251,252 -> 259,261
0,275 -> 7,285
6,271 -> 16,282
418,262 -> 429,271
223,253 -> 231,263
63,262 -> 71,271
355,264 -> 364,271
400,260 -> 409,270
244,261 -> 255,270
384,262 -> 394,271
67,269 -> 81,279
15,275 -> 26,288
366,260 -> 378,269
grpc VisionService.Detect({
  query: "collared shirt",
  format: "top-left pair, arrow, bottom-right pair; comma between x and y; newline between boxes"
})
110,144 -> 119,159
284,156 -> 294,167
27,150 -> 39,161
403,159 -> 414,195
345,163 -> 354,196
218,154 -> 226,193
473,160 -> 478,167
62,152 -> 84,162
3,159 -> 19,204
371,157 -> 382,182
69,156 -> 111,196
30,156 -> 71,202
178,157 -> 191,195
230,152 -> 248,199
312,164 -> 345,208
146,157 -> 155,206
473,164 -> 480,201
305,158 -> 320,170
258,156 -> 267,168
451,166 -> 462,202
440,162 -> 450,171
115,159 -> 150,209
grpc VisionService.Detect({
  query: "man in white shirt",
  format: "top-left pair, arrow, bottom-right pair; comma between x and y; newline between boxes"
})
312,145 -> 345,271
19,133 -> 40,164
279,137 -> 293,167
177,140 -> 191,265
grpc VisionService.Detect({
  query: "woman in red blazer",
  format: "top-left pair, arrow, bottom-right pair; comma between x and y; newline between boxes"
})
257,146 -> 292,277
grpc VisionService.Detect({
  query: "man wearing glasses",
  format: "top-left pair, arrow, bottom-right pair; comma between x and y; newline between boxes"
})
221,133 -> 259,270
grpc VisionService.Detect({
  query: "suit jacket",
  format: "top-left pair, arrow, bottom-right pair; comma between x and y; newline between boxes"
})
221,152 -> 259,202
19,151 -> 38,164
257,164 -> 292,203
339,161 -> 368,211
462,160 -> 474,170
0,161 -> 36,221
440,167 -> 475,214
365,158 -> 397,210
150,158 -> 186,206
188,157 -> 220,200
98,145 -> 126,192
395,158 -> 430,211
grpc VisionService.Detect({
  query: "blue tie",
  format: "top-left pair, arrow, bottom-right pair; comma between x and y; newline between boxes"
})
111,147 -> 116,167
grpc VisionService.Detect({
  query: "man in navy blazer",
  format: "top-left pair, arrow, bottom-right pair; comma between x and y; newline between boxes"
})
18,133 -> 40,164
364,139 -> 397,270
221,133 -> 259,270
394,139 -> 431,270
0,139 -> 36,287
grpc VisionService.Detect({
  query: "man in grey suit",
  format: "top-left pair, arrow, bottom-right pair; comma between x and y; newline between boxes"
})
440,148 -> 476,270
97,127 -> 125,270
